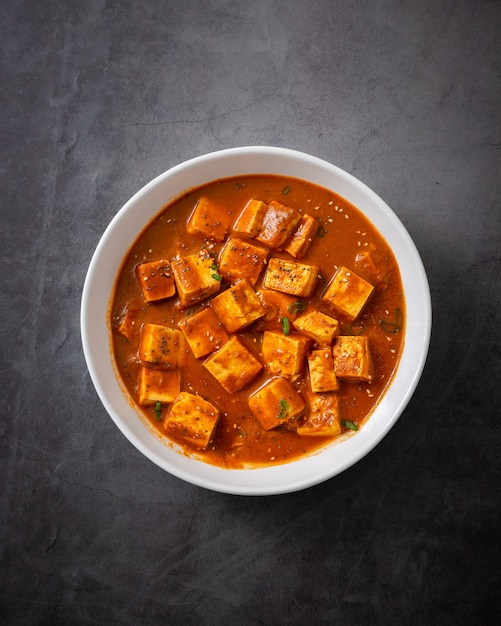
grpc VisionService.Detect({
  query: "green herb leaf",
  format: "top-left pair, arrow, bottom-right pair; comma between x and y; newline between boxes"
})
348,321 -> 366,336
287,301 -> 306,314
317,225 -> 327,238
282,185 -> 291,196
281,316 -> 290,336
211,273 -> 222,281
278,398 -> 290,420
154,401 -> 162,421
341,420 -> 359,431
379,307 -> 403,334
209,262 -> 218,271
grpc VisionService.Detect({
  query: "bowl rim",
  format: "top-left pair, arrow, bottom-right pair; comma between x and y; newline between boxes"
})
81,146 -> 432,495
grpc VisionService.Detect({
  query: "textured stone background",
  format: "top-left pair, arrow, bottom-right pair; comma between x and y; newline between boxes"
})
1,1 -> 499,624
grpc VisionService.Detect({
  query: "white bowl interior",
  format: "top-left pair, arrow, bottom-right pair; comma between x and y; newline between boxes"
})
81,147 -> 431,495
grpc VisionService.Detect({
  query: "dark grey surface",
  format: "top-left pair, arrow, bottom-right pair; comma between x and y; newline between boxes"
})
1,1 -> 499,624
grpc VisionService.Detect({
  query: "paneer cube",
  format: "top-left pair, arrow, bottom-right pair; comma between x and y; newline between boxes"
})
284,213 -> 320,259
164,391 -> 220,449
321,266 -> 374,321
187,196 -> 230,241
293,310 -> 339,346
210,279 -> 264,333
248,376 -> 305,431
332,335 -> 374,382
218,237 -> 269,286
261,330 -> 312,379
263,257 -> 319,298
135,259 -> 176,303
139,323 -> 186,368
255,289 -> 302,332
203,336 -> 262,393
171,252 -> 221,307
307,349 -> 339,393
232,199 -> 268,238
115,305 -> 139,339
255,200 -> 302,250
297,394 -> 342,437
354,244 -> 385,283
178,306 -> 229,358
138,367 -> 181,404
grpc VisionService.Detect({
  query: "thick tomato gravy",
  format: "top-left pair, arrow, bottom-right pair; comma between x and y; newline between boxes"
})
110,175 -> 404,468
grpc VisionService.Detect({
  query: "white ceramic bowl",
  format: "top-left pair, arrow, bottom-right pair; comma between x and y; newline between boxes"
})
81,147 -> 431,495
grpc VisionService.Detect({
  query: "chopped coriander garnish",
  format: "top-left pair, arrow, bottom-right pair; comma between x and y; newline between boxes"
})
278,398 -> 290,419
379,307 -> 403,334
154,401 -> 162,421
317,225 -> 327,238
287,301 -> 306,314
341,420 -> 359,431
209,262 -> 222,282
282,185 -> 291,195
281,316 -> 290,336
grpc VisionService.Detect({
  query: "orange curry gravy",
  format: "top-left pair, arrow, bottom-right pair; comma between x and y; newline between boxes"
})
110,175 -> 404,468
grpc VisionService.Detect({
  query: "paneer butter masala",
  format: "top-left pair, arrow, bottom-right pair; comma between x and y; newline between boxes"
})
111,175 -> 404,468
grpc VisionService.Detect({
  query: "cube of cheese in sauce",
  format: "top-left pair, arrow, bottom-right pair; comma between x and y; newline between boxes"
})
255,200 -> 302,250
307,349 -> 339,393
297,394 -> 342,437
284,213 -> 319,259
165,391 -> 220,449
210,279 -> 264,333
293,310 -> 339,346
321,266 -> 374,321
171,252 -> 221,308
115,305 -> 139,340
248,377 -> 305,431
178,306 -> 229,358
332,335 -> 374,382
138,367 -> 181,404
203,336 -> 263,393
263,257 -> 319,298
255,289 -> 302,332
218,237 -> 269,286
135,259 -> 176,303
187,196 -> 230,241
261,330 -> 312,380
232,199 -> 268,238
139,323 -> 186,368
